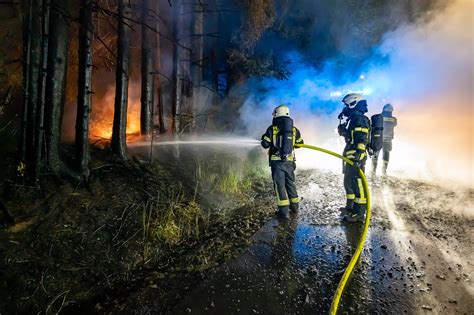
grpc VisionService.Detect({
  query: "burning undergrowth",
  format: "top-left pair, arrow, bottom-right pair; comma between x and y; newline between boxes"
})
89,82 -> 142,141
62,80 -> 143,145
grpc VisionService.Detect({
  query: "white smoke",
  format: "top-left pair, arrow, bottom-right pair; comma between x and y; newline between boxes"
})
362,0 -> 474,187
238,0 -> 474,188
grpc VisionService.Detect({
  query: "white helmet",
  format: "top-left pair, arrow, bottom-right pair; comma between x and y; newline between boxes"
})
342,93 -> 364,109
273,104 -> 290,118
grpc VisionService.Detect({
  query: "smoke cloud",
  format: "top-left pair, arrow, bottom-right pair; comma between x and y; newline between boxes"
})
238,0 -> 474,188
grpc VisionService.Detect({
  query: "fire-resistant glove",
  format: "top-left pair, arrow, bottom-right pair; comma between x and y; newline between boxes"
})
352,159 -> 361,174
337,123 -> 347,136
261,134 -> 271,149
338,107 -> 349,119
352,152 -> 361,173
367,148 -> 374,157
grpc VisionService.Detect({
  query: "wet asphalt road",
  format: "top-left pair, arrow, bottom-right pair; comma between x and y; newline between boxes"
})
173,170 -> 474,315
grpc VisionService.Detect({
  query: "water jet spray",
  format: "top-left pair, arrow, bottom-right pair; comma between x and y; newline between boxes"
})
128,138 -> 261,147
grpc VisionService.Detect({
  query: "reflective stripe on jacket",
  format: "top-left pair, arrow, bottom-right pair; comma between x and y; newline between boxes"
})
382,114 -> 397,140
342,110 -> 371,161
261,125 -> 304,162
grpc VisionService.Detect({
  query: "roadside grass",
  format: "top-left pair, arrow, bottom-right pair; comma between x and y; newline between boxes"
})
143,149 -> 268,248
194,150 -> 267,195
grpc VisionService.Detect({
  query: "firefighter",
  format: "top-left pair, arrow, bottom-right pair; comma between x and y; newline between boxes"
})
261,105 -> 304,219
372,104 -> 398,176
337,93 -> 371,222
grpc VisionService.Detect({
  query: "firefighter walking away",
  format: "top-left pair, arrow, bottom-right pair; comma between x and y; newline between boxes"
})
371,103 -> 398,176
337,93 -> 371,222
261,105 -> 304,219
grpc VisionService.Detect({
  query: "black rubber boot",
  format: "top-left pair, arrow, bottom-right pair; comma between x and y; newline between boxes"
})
277,206 -> 290,219
339,200 -> 354,216
344,204 -> 366,222
289,203 -> 299,213
343,212 -> 365,222
339,208 -> 350,216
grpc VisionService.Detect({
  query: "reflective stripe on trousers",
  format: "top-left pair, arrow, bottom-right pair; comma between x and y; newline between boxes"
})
271,161 -> 299,208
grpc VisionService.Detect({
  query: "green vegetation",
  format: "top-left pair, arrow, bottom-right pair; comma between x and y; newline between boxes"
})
193,149 -> 268,196
144,147 -> 268,247
147,197 -> 208,246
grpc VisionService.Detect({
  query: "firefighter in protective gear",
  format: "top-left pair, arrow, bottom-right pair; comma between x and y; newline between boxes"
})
337,94 -> 371,222
372,104 -> 397,176
261,105 -> 304,219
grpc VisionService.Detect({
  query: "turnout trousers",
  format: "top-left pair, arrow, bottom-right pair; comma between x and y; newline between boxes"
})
343,158 -> 367,216
271,161 -> 300,215
372,140 -> 393,175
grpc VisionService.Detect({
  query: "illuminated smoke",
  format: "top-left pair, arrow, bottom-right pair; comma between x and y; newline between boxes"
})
239,0 -> 473,188
358,0 -> 474,187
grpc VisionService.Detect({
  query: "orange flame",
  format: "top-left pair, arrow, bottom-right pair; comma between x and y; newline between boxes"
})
90,84 -> 142,141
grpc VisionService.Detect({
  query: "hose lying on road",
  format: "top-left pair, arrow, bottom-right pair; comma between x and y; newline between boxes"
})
295,143 -> 371,315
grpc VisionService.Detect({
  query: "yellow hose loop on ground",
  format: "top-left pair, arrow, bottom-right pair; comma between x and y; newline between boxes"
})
295,143 -> 371,315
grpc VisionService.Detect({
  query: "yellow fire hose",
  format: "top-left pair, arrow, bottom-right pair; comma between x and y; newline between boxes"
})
295,143 -> 371,315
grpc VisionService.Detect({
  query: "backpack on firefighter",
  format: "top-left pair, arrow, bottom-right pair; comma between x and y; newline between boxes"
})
368,113 -> 384,155
272,117 -> 295,161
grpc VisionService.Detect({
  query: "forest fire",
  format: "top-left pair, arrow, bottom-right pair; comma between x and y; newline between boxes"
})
1,0 -> 473,314
89,85 -> 142,141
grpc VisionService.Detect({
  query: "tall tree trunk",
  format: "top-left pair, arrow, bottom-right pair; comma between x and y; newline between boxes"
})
20,0 -> 33,161
140,0 -> 153,136
209,0 -> 220,119
44,0 -> 70,175
191,1 -> 204,132
75,0 -> 94,179
33,0 -> 50,181
181,1 -> 192,133
171,0 -> 183,134
112,0 -> 131,159
25,0 -> 42,168
155,0 -> 164,133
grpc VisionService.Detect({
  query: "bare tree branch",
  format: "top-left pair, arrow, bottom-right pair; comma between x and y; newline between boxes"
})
97,4 -> 191,51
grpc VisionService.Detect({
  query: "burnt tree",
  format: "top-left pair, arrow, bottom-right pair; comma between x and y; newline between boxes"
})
140,0 -> 153,136
33,0 -> 50,180
112,0 -> 131,158
44,0 -> 70,175
75,0 -> 94,179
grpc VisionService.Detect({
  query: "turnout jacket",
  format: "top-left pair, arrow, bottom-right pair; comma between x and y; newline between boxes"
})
340,110 -> 371,161
382,112 -> 397,140
261,118 -> 304,162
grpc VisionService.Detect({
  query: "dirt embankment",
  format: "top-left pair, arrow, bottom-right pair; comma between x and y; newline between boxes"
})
0,146 -> 274,314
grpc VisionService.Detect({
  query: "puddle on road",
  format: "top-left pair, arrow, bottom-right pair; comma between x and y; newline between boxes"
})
174,216 -> 416,314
